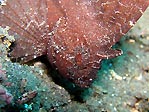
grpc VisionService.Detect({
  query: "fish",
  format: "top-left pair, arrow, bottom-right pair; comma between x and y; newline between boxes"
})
0,0 -> 149,87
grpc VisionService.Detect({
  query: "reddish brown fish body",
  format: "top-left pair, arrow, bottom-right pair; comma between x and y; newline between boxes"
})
0,0 -> 149,87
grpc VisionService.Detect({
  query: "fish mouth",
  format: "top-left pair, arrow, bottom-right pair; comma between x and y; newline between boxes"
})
68,67 -> 98,88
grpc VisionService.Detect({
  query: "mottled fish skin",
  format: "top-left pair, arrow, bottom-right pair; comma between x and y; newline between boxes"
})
0,0 -> 149,87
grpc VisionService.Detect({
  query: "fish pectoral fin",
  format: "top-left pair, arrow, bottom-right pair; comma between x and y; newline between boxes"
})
97,49 -> 123,59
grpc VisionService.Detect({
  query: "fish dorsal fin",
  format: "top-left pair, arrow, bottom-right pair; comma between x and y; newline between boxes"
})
0,0 -> 50,62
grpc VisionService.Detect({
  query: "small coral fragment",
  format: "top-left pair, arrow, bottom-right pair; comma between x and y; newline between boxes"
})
16,91 -> 37,104
0,85 -> 13,104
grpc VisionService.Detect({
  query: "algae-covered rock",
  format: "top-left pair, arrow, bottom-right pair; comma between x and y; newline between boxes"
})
0,27 -> 71,112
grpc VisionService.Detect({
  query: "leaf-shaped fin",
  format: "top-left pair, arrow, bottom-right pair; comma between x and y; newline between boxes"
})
0,0 -> 50,62
93,0 -> 149,46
